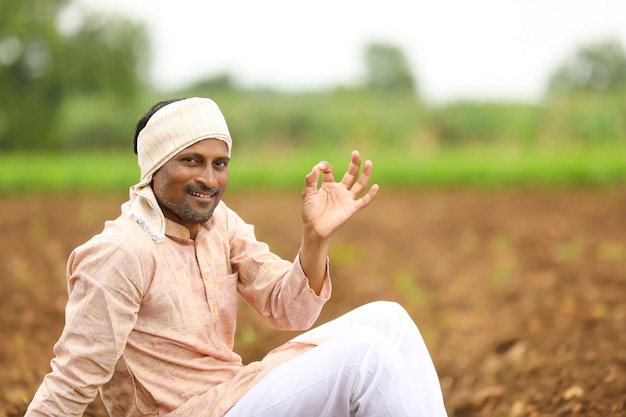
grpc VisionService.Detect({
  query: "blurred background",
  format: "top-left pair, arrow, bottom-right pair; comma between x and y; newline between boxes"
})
2,2 -> 626,416
1,0 -> 626,190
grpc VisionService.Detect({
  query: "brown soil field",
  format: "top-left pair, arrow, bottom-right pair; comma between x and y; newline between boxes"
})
1,189 -> 625,417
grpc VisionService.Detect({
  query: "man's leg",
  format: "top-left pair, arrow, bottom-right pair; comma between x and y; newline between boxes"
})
294,300 -> 447,413
225,301 -> 447,417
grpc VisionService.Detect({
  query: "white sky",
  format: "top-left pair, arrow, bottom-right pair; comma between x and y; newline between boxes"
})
74,0 -> 626,103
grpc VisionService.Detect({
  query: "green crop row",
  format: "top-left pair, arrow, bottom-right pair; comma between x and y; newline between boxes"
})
2,143 -> 626,193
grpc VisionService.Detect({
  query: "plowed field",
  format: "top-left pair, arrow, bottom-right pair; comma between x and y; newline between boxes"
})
2,189 -> 625,416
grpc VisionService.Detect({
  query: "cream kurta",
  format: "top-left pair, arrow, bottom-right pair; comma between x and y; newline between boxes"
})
25,195 -> 331,417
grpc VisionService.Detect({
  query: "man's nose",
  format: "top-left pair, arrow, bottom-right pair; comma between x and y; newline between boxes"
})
196,166 -> 218,186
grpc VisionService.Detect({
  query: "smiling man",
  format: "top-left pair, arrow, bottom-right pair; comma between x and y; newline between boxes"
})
25,97 -> 448,416
151,139 -> 230,238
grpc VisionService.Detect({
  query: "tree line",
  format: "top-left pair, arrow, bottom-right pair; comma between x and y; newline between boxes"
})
1,0 -> 625,151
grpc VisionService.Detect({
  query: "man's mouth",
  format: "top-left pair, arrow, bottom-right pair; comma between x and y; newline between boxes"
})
189,191 -> 217,200
187,186 -> 220,200
190,191 -> 214,199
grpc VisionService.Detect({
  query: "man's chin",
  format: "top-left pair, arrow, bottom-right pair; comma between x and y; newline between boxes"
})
190,197 -> 219,213
188,210 -> 216,224
173,202 -> 219,225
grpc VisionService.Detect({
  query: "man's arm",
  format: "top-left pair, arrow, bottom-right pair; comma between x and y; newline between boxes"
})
299,151 -> 378,294
25,240 -> 142,416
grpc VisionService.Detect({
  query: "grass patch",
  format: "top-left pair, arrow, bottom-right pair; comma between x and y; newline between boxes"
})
2,144 -> 626,193
0,152 -> 140,193
374,145 -> 626,188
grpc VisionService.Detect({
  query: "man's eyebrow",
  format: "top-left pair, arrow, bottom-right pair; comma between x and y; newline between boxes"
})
176,151 -> 230,161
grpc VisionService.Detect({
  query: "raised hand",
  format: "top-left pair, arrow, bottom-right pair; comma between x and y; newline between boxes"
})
301,150 -> 379,240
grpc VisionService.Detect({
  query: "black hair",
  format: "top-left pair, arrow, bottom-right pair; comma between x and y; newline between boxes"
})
133,98 -> 186,154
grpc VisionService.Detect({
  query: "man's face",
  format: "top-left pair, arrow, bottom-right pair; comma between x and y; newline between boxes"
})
152,138 -> 229,235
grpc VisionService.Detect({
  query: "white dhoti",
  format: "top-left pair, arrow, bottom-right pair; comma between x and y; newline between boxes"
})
225,301 -> 448,416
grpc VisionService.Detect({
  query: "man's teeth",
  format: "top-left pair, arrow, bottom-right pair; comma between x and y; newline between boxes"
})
191,191 -> 212,198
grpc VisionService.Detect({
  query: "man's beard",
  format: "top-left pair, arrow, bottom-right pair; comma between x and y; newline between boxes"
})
160,186 -> 221,224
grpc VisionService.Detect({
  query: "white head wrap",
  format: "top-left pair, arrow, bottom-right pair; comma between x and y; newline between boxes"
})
127,97 -> 232,242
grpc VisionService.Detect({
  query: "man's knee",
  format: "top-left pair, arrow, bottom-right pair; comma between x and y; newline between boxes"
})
365,300 -> 409,317
356,301 -> 414,330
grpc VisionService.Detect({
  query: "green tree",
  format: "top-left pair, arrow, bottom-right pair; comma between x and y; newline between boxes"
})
548,38 -> 626,95
363,42 -> 417,96
544,38 -> 626,145
0,0 -> 148,150
184,74 -> 236,94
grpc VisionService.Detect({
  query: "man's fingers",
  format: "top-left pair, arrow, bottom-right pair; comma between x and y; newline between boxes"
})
340,150 -> 361,188
310,153 -> 377,205
348,159 -> 374,197
304,162 -> 335,194
303,164 -> 321,195
357,184 -> 379,209
318,161 -> 335,184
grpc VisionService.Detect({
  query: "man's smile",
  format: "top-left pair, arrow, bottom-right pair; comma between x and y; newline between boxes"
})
189,190 -> 216,199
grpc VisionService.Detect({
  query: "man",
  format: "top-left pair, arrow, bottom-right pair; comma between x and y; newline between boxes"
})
25,97 -> 447,416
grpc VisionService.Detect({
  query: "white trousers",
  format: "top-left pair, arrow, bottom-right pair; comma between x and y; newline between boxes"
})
225,301 -> 448,417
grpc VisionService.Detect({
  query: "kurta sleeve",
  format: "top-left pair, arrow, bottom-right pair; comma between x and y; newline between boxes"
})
25,236 -> 144,416
226,206 -> 331,331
